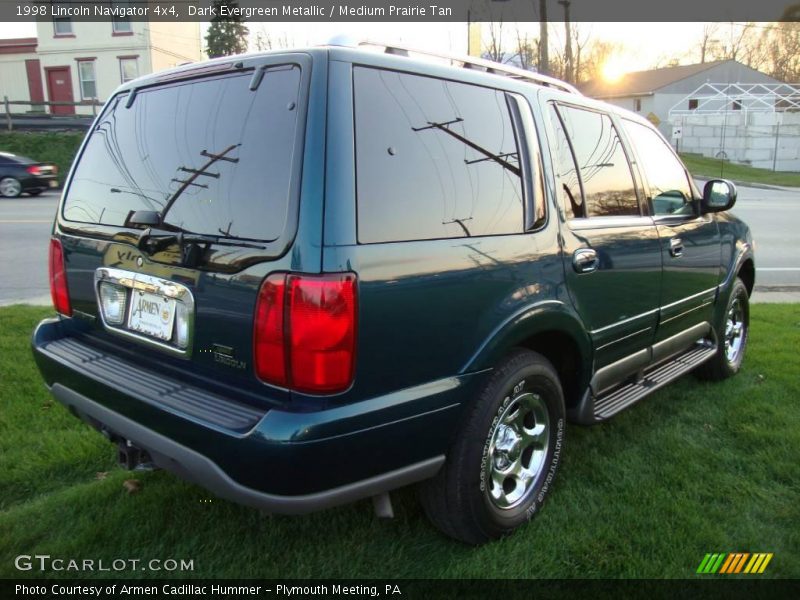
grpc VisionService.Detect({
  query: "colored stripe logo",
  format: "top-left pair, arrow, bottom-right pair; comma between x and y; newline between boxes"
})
697,553 -> 773,574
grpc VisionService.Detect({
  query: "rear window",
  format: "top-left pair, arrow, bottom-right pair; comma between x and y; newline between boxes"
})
63,66 -> 302,242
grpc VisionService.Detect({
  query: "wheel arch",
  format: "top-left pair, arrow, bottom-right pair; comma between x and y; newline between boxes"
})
461,301 -> 592,412
738,257 -> 755,297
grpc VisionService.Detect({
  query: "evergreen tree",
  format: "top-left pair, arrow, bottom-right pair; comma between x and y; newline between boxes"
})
205,1 -> 249,58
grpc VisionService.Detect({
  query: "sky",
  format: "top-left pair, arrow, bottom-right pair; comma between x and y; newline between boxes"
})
0,21 -> 711,76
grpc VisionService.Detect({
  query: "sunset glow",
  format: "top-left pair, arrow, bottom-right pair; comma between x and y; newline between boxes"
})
601,57 -> 632,83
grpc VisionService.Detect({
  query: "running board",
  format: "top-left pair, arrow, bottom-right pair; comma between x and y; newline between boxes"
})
572,343 -> 717,424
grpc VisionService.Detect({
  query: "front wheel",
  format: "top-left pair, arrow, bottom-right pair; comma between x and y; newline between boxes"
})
420,349 -> 565,545
697,277 -> 750,381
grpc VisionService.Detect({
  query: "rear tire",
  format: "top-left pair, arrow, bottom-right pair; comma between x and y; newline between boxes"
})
420,349 -> 565,545
697,277 -> 749,381
0,177 -> 22,198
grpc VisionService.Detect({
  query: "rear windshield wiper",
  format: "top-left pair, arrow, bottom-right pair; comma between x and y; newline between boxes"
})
135,227 -> 267,253
146,228 -> 265,268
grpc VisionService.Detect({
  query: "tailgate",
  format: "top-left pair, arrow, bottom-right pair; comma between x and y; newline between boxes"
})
52,53 -> 317,404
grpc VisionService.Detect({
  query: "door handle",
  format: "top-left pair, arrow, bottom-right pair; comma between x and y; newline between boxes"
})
669,237 -> 684,257
572,248 -> 599,273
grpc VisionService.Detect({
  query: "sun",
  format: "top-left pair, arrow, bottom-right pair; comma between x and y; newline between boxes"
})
601,57 -> 629,83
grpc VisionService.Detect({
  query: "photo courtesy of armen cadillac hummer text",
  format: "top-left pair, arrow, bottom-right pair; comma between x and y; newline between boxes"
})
32,39 -> 755,544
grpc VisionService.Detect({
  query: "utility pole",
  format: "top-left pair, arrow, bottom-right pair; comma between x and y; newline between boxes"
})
539,0 -> 549,75
559,0 -> 572,82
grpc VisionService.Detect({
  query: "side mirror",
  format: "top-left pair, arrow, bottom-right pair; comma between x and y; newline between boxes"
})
702,179 -> 737,213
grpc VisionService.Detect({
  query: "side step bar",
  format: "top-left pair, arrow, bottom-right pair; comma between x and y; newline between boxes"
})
571,342 -> 717,424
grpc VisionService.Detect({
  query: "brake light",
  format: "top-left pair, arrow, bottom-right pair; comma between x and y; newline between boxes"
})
254,273 -> 357,394
26,165 -> 43,176
48,238 -> 72,316
253,274 -> 288,387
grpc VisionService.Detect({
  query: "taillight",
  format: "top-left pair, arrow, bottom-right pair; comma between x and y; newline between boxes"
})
253,274 -> 288,387
254,273 -> 357,394
48,238 -> 72,316
26,165 -> 43,176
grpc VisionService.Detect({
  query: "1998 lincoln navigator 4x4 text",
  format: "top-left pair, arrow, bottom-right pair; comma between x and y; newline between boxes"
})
32,40 -> 754,544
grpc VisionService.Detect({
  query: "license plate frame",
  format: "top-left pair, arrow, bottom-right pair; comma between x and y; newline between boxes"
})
127,290 -> 177,342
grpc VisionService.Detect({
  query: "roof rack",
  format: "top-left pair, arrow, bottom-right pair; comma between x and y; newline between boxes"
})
326,36 -> 580,96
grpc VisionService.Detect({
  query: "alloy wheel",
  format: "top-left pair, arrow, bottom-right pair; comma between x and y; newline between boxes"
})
0,177 -> 22,198
484,391 -> 550,510
724,297 -> 745,364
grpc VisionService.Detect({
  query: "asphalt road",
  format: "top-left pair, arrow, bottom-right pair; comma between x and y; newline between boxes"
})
0,184 -> 798,307
0,192 -> 58,306
727,183 -> 800,291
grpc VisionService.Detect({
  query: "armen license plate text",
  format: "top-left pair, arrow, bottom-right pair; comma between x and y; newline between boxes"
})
128,291 -> 176,341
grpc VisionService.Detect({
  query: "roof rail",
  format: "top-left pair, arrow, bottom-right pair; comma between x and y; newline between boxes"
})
336,38 -> 580,95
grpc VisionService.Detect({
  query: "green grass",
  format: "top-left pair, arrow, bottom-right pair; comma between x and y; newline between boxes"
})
681,153 -> 800,187
1,304 -> 798,579
0,132 -> 84,182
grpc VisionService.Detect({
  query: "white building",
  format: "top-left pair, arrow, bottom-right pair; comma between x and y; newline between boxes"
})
1,18 -> 202,115
579,60 -> 784,139
0,37 -> 40,111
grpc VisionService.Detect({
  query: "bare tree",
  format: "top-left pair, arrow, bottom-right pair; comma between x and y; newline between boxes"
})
485,21 -> 506,63
697,23 -> 719,63
251,26 -> 291,52
761,22 -> 800,82
571,26 -> 592,82
513,26 -> 538,71
712,22 -> 761,64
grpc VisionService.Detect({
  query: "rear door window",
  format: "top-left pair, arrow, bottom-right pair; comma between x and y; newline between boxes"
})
63,66 -> 302,242
553,104 -> 640,218
354,67 -> 524,243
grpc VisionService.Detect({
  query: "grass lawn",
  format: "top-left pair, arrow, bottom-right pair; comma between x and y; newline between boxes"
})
1,304 -> 798,579
681,153 -> 800,188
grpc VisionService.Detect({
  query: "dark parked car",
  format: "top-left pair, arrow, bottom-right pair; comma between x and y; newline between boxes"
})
0,151 -> 58,197
32,41 -> 754,544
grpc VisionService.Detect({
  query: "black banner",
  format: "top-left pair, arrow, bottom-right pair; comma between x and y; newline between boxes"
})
1,0 -> 800,23
4,579 -> 800,600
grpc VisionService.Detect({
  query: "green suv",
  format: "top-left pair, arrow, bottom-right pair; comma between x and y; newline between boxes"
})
32,41 -> 754,544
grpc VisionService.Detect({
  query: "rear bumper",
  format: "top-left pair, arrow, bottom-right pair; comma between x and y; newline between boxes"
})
32,318 -> 482,513
21,174 -> 57,191
49,384 -> 443,514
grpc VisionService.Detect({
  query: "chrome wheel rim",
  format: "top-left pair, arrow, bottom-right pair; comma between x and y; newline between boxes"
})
0,178 -> 21,197
724,297 -> 745,363
484,392 -> 550,510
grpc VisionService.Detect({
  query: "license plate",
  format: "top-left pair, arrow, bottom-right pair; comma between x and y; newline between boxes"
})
128,291 -> 176,341
48,180 -> 58,188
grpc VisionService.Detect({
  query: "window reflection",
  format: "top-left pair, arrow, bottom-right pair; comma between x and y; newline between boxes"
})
557,106 -> 639,218
622,119 -> 693,216
63,67 -> 302,242
354,67 -> 524,243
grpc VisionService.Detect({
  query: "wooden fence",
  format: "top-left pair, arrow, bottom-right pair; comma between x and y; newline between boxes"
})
3,96 -> 102,131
